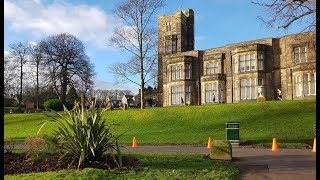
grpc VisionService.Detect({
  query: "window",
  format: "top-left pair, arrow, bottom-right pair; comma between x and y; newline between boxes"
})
165,39 -> 172,52
258,53 -> 264,70
295,75 -> 302,97
177,65 -> 184,80
172,39 -> 176,52
294,46 -> 307,63
239,54 -> 257,72
240,55 -> 245,72
206,61 -> 219,75
166,21 -> 172,32
165,36 -> 177,53
234,57 -> 239,74
251,54 -> 256,70
171,86 -> 191,105
171,86 -> 183,105
171,66 -> 176,80
258,78 -> 264,86
205,82 -> 218,103
185,86 -> 192,102
171,65 -> 184,80
171,64 -> 191,81
240,78 -> 256,100
304,73 -> 316,96
245,54 -> 250,71
251,79 -> 257,99
185,64 -> 192,79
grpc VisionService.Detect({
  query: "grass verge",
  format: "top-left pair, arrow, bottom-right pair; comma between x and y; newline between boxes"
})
4,152 -> 240,180
4,99 -> 316,146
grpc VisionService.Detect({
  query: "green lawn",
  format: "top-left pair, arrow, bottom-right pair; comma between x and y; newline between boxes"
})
4,99 -> 316,146
4,153 -> 240,180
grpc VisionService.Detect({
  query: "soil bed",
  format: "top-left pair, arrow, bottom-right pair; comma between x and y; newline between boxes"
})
4,152 -> 139,175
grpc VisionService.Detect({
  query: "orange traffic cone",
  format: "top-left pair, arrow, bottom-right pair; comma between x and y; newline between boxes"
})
312,138 -> 316,152
272,137 -> 278,152
132,136 -> 138,148
207,137 -> 212,148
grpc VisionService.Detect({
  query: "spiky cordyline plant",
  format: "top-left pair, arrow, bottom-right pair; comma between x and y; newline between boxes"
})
39,96 -> 124,169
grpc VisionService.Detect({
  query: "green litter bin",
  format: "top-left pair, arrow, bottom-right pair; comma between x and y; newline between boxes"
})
225,121 -> 239,146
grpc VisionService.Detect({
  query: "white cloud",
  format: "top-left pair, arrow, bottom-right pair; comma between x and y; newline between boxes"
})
4,0 -> 118,48
28,41 -> 37,46
31,0 -> 42,5
94,79 -> 117,90
4,50 -> 10,57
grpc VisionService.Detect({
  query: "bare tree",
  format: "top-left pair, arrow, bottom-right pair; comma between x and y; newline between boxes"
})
252,0 -> 316,32
41,33 -> 95,104
28,41 -> 47,109
109,0 -> 165,109
8,42 -> 29,109
76,72 -> 94,97
4,55 -> 18,96
93,89 -> 133,103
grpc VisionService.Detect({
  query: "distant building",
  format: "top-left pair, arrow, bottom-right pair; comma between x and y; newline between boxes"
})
136,86 -> 161,107
157,9 -> 316,107
121,95 -> 137,107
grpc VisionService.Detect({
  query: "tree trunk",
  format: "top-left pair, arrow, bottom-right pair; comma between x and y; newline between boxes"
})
36,60 -> 39,110
140,51 -> 144,109
61,69 -> 68,104
139,25 -> 144,109
19,57 -> 23,110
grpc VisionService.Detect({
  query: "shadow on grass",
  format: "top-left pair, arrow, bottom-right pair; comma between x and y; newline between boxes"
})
240,139 -> 313,148
5,137 -> 26,144
130,153 -> 234,171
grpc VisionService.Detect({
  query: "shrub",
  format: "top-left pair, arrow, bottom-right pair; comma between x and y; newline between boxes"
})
25,136 -> 46,158
256,96 -> 266,102
4,107 -> 23,114
66,86 -> 79,105
39,96 -> 124,169
4,97 -> 18,107
63,101 -> 74,110
43,99 -> 63,111
210,140 -> 232,161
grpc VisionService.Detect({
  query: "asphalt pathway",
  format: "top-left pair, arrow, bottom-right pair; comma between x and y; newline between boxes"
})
122,145 -> 316,180
6,145 -> 316,180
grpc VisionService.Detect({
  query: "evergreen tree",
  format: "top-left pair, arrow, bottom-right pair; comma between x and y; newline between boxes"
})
66,86 -> 79,104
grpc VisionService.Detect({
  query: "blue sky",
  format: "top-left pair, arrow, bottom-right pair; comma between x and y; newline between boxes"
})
4,0 -> 301,95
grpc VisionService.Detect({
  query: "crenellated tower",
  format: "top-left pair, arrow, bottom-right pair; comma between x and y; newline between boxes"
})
157,9 -> 195,106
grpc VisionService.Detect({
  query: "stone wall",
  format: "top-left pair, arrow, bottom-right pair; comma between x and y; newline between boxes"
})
158,9 -> 316,106
278,32 -> 316,100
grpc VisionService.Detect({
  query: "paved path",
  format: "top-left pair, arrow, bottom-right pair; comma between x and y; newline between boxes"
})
122,145 -> 316,180
6,145 -> 316,180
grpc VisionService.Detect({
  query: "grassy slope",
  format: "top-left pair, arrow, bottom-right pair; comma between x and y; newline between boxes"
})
4,99 -> 316,145
4,153 -> 239,180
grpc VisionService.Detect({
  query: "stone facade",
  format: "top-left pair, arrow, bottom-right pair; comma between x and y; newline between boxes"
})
158,9 -> 316,107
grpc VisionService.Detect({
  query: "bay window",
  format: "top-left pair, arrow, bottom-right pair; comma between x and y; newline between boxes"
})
205,82 -> 218,103
240,78 -> 257,100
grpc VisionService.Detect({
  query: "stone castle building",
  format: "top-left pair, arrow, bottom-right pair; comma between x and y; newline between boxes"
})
157,9 -> 316,107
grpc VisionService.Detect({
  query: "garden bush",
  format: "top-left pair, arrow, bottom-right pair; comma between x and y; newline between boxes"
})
66,86 -> 79,105
4,97 -> 18,107
63,101 -> 74,110
43,99 -> 63,111
25,136 -> 46,158
4,107 -> 23,114
256,96 -> 266,102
